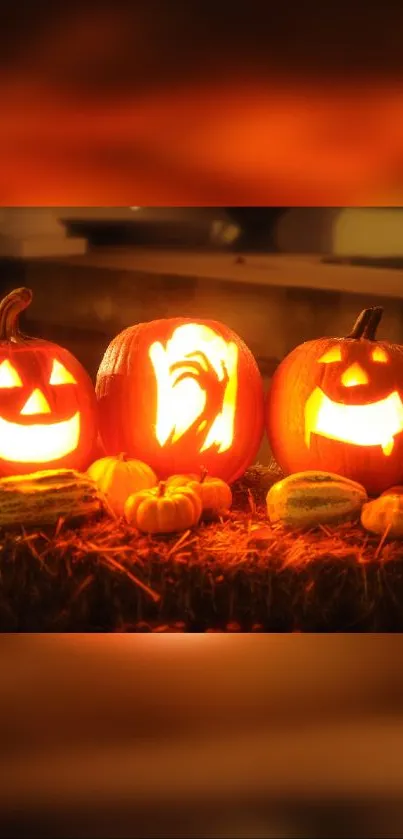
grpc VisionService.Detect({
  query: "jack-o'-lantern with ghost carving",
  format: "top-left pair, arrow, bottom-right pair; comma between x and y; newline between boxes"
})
96,317 -> 264,483
267,306 -> 403,496
0,287 -> 98,476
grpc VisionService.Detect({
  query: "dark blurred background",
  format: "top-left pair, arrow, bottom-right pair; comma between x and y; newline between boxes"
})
65,208 -> 288,250
1,1 -> 403,88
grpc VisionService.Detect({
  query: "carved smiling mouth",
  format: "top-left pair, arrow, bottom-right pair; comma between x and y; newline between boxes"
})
305,388 -> 403,457
0,412 -> 80,463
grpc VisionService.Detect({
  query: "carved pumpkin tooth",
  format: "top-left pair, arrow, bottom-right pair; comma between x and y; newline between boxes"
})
382,439 -> 394,457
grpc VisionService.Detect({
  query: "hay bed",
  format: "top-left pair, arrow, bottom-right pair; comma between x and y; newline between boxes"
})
1,462 -> 403,632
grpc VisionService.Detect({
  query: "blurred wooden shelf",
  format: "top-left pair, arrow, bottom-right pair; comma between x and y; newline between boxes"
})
66,248 -> 403,300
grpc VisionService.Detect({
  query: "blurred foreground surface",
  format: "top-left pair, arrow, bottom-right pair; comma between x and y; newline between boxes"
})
2,635 -> 403,837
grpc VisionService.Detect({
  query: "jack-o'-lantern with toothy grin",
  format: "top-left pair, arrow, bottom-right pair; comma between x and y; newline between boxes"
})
266,306 -> 403,496
0,287 -> 98,476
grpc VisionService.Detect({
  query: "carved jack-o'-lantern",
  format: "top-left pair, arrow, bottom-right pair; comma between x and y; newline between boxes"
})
96,318 -> 264,483
0,287 -> 98,475
267,306 -> 403,496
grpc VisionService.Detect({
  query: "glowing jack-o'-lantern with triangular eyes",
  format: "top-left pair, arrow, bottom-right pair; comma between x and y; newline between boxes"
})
96,317 -> 264,483
0,287 -> 98,476
267,306 -> 403,496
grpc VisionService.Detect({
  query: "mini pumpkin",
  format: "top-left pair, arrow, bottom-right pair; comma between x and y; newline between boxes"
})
380,486 -> 403,497
166,473 -> 199,486
0,287 -> 98,476
361,494 -> 403,538
167,467 -> 232,518
267,306 -> 403,496
96,317 -> 264,484
87,453 -> 157,516
124,481 -> 202,534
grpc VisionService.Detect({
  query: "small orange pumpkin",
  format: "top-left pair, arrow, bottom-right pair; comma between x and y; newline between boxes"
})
361,494 -> 403,538
380,485 -> 403,497
166,473 -> 199,486
124,481 -> 202,533
167,467 -> 232,518
88,453 -> 157,516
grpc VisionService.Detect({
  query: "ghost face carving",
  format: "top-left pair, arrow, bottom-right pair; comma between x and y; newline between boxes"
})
267,306 -> 403,495
96,317 -> 265,483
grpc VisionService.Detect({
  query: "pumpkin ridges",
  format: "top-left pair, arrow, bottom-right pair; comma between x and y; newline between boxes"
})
0,287 -> 99,476
266,309 -> 403,495
88,455 -> 157,516
124,481 -> 202,533
166,470 -> 232,516
96,317 -> 264,484
166,473 -> 199,488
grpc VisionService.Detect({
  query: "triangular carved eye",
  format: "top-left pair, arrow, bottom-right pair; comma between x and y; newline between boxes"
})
0,359 -> 23,387
372,347 -> 388,363
20,388 -> 51,415
341,363 -> 369,387
49,359 -> 77,385
318,346 -> 342,364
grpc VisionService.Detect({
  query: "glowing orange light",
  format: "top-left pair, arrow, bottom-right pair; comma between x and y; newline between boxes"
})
318,346 -> 342,364
148,324 -> 238,453
49,359 -> 77,385
0,359 -> 23,388
20,388 -> 51,415
0,412 -> 81,462
305,388 -> 403,456
0,385 -> 81,463
341,363 -> 369,387
372,346 -> 389,363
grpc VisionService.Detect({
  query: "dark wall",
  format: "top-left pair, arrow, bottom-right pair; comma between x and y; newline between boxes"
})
1,3 -> 402,93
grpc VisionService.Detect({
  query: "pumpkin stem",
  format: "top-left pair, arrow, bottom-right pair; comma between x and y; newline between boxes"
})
118,452 -> 128,462
199,467 -> 208,484
158,482 -> 166,497
0,287 -> 33,342
347,306 -> 383,341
